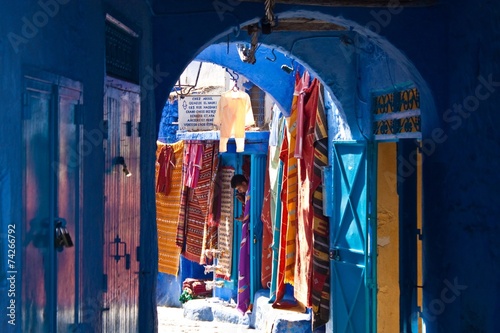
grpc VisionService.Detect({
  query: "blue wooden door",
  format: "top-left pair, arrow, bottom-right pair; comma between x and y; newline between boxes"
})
324,142 -> 377,333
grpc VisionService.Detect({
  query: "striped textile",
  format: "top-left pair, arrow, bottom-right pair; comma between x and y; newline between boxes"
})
176,183 -> 188,249
273,129 -> 290,307
156,140 -> 184,276
180,142 -> 219,264
284,90 -> 298,284
216,166 -> 235,280
311,84 -> 330,329
237,184 -> 251,314
260,149 -> 273,288
184,143 -> 204,188
268,116 -> 285,301
202,144 -> 219,259
294,77 -> 320,307
176,142 -> 201,249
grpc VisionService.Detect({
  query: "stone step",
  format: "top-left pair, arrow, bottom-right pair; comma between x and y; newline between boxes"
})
181,290 -> 327,333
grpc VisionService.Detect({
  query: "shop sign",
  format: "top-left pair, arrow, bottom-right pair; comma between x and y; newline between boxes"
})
178,95 -> 220,131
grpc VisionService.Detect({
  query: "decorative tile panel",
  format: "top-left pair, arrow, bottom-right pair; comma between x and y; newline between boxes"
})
372,87 -> 421,140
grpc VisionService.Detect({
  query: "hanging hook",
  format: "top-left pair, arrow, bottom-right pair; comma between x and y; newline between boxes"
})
266,49 -> 277,62
225,68 -> 239,82
225,68 -> 240,91
281,57 -> 295,74
233,70 -> 239,81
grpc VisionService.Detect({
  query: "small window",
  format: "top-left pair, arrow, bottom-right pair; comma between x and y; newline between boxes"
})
105,14 -> 139,84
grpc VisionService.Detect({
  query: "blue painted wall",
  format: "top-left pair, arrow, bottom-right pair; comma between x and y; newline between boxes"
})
421,2 -> 500,332
158,98 -> 179,143
0,1 -> 157,332
196,43 -> 298,115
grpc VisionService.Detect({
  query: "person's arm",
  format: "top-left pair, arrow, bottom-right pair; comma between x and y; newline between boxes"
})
235,192 -> 245,204
235,214 -> 249,222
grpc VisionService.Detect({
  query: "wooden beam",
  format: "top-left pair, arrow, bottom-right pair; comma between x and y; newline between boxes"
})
270,18 -> 347,31
239,0 -> 436,7
273,22 -> 346,31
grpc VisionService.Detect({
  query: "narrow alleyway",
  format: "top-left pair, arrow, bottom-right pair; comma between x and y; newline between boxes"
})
158,306 -> 262,333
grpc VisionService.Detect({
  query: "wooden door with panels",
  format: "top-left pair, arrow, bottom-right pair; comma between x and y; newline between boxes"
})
22,69 -> 83,333
102,77 -> 141,333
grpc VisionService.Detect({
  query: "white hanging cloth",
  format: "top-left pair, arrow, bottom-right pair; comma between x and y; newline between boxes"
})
213,90 -> 255,153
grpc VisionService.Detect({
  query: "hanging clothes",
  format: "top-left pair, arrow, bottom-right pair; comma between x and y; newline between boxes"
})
261,105 -> 284,289
261,152 -> 273,288
268,115 -> 285,302
215,166 -> 235,280
177,142 -> 219,264
213,90 -> 255,153
294,77 -> 320,307
156,140 -> 184,276
284,71 -> 311,286
273,129 -> 290,308
294,71 -> 311,159
237,181 -> 251,314
274,72 -> 300,308
269,104 -> 282,147
184,142 -> 204,188
311,84 -> 330,330
176,142 -> 202,248
156,144 -> 175,195
273,129 -> 306,313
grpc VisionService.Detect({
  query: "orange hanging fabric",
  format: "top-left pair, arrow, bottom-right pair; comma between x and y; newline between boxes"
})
294,77 -> 320,307
156,140 -> 185,276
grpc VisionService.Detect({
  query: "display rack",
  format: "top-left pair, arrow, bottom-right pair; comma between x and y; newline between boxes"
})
203,249 -> 227,299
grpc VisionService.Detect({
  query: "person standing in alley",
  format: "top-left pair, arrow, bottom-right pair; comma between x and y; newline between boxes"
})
231,174 -> 252,314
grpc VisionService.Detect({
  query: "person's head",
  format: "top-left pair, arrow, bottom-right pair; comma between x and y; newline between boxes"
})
231,174 -> 248,193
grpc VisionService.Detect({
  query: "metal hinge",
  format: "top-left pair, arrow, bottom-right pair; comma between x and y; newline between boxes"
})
417,229 -> 423,240
329,248 -> 340,261
22,93 -> 31,119
366,278 -> 377,290
125,254 -> 131,270
102,274 -> 108,292
126,121 -> 132,136
102,120 -> 109,140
